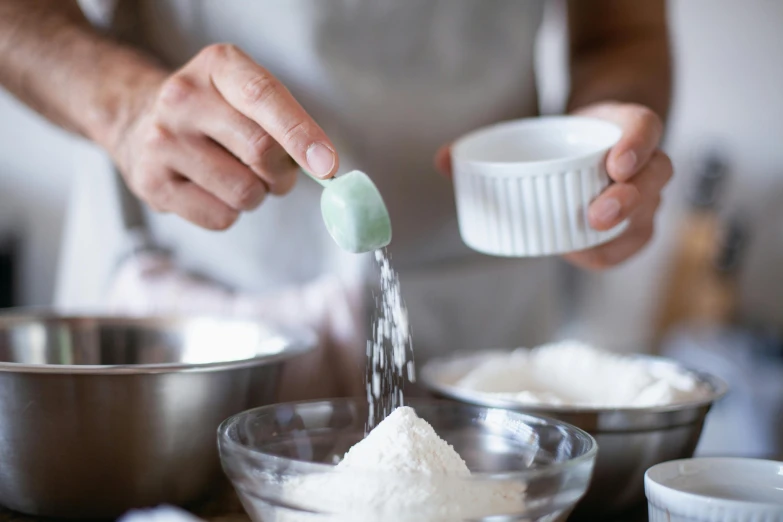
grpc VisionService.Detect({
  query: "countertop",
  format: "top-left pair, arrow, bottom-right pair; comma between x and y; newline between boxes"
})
0,487 -> 251,522
0,489 -> 648,522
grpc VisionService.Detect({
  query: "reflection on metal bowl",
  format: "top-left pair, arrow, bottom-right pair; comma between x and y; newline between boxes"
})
420,352 -> 728,518
0,312 -> 315,519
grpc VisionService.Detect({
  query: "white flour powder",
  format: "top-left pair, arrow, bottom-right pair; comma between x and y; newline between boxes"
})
454,341 -> 711,408
366,249 -> 415,429
280,407 -> 525,521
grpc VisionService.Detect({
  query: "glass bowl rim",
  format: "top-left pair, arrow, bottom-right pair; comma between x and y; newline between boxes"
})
217,397 -> 598,481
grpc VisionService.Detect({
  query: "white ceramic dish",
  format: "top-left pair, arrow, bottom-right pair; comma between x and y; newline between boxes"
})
645,458 -> 783,522
451,116 -> 626,257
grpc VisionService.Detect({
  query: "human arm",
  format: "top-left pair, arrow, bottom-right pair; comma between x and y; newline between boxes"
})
0,0 -> 337,230
564,0 -> 673,269
434,1 -> 673,268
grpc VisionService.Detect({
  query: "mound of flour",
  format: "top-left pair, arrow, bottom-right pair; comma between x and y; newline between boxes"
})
280,407 -> 525,521
454,341 -> 711,408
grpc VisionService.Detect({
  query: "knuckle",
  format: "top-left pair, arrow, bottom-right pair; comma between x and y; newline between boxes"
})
158,75 -> 197,108
133,168 -> 163,198
241,73 -> 278,106
135,173 -> 173,212
231,177 -> 265,209
200,43 -> 239,63
638,106 -> 663,135
271,170 -> 298,195
658,152 -> 674,181
154,179 -> 178,210
244,131 -> 275,168
207,209 -> 239,231
143,124 -> 174,150
282,120 -> 308,148
625,184 -> 643,208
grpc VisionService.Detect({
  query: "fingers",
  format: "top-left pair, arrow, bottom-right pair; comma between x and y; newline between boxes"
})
123,44 -> 330,231
205,44 -> 339,179
587,183 -> 639,231
563,216 -> 656,271
134,167 -> 239,231
577,103 -> 664,182
157,70 -> 299,197
635,150 -> 674,196
168,136 -> 270,211
188,96 -> 299,195
165,177 -> 240,231
588,150 -> 672,230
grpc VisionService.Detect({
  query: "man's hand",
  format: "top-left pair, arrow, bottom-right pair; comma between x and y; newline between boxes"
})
0,1 -> 338,231
434,102 -> 672,269
562,102 -> 673,269
112,44 -> 338,230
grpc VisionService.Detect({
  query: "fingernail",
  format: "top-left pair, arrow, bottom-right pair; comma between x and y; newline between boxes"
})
614,150 -> 637,178
592,198 -> 622,225
306,142 -> 336,178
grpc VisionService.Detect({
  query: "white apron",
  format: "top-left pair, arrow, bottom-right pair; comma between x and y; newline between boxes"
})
57,0 -> 560,365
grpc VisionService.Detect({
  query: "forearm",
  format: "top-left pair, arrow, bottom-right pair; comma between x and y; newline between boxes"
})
566,0 -> 672,121
0,0 -> 166,153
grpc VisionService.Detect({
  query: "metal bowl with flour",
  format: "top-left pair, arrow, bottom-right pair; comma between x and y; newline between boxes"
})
420,351 -> 728,518
0,312 -> 315,519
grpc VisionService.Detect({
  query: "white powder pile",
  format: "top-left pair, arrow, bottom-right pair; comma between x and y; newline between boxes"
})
453,340 -> 711,408
280,407 -> 525,522
366,249 -> 415,429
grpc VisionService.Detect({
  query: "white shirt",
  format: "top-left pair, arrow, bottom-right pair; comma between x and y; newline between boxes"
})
58,0 -> 560,360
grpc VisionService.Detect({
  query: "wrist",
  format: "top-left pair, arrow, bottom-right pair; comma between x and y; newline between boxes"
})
83,53 -> 166,161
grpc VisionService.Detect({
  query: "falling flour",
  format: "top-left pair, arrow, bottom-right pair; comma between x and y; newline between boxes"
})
280,407 -> 526,521
366,249 -> 415,429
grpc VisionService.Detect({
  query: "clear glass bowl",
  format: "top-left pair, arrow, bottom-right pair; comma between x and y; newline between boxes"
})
218,399 -> 597,522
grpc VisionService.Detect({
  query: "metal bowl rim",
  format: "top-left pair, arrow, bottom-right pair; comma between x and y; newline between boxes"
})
217,397 -> 599,481
419,351 -> 729,415
0,310 -> 317,374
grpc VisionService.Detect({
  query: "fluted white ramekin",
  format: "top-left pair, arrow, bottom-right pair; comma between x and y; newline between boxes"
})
451,116 -> 626,257
645,458 -> 783,522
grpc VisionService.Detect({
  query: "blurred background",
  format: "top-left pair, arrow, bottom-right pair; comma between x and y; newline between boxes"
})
0,0 -> 781,455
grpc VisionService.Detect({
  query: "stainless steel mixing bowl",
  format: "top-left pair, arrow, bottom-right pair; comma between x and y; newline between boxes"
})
420,352 -> 728,519
0,312 -> 316,519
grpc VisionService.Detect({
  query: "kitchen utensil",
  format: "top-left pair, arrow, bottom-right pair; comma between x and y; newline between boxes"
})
0,312 -> 316,519
451,116 -> 625,257
645,458 -> 783,521
304,169 -> 392,253
219,398 -> 597,521
420,352 -> 728,518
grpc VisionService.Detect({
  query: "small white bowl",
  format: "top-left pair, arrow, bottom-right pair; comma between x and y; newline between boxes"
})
451,116 -> 626,257
645,458 -> 783,522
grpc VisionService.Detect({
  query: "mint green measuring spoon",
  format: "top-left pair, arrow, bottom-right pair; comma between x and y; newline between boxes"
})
303,169 -> 392,253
